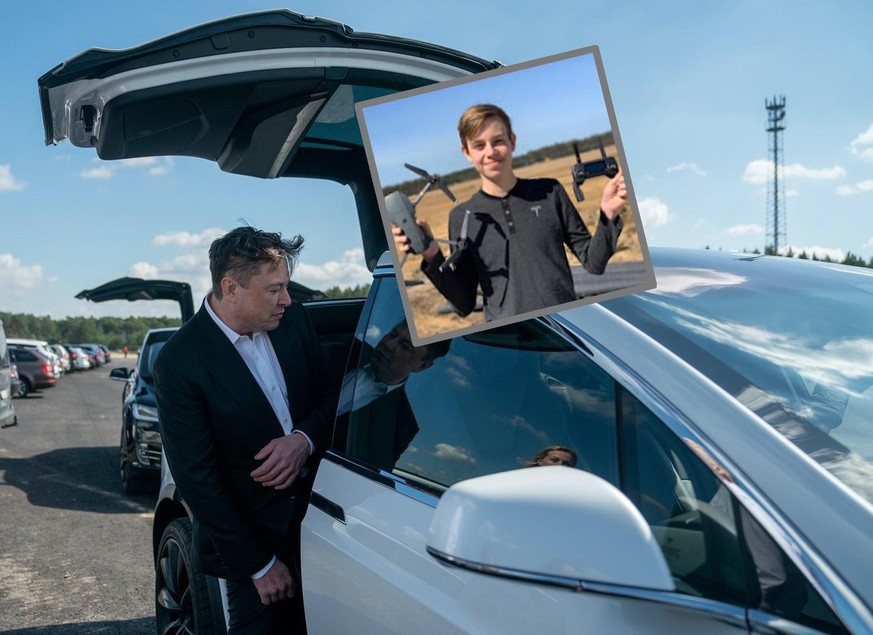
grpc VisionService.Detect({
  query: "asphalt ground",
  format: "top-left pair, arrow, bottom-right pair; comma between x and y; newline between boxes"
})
0,357 -> 156,634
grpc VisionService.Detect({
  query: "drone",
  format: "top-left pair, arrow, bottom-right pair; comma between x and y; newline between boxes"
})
385,163 -> 470,270
571,138 -> 619,202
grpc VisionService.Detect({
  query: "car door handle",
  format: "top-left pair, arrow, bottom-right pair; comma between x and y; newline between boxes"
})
310,492 -> 345,523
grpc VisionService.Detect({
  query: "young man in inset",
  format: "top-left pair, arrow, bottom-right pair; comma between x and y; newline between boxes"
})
393,103 -> 627,321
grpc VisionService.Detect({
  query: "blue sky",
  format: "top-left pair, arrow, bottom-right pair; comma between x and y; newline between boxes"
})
2,0 -> 873,318
360,50 -> 611,187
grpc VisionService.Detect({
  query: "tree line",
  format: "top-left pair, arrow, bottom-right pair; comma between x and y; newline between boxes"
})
0,285 -> 370,351
0,313 -> 181,351
383,131 -> 615,198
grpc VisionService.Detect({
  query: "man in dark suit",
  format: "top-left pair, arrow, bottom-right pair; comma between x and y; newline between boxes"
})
154,226 -> 339,634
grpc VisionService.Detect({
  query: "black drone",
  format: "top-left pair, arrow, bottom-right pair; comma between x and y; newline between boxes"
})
385,163 -> 468,270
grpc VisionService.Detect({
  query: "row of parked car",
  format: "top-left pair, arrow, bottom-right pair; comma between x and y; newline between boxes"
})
3,338 -> 113,398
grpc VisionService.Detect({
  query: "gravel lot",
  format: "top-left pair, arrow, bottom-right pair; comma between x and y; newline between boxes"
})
0,357 -> 155,634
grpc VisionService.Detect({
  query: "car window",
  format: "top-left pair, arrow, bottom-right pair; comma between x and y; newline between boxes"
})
619,389 -> 846,633
337,279 -> 619,491
14,350 -> 37,362
140,340 -> 168,381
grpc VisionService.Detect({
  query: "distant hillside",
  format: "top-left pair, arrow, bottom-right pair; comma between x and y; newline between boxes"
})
383,131 -> 615,197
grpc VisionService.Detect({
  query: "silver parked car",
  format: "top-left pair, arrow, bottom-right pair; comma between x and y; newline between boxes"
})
39,10 -> 872,635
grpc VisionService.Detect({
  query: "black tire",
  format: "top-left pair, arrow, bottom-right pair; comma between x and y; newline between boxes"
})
18,379 -> 30,398
155,517 -> 217,635
120,461 -> 152,495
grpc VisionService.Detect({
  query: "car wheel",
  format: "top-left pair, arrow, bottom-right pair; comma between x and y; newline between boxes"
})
18,379 -> 30,398
120,462 -> 152,495
156,517 -> 217,635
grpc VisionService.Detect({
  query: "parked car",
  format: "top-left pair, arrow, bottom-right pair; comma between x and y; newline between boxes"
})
99,344 -> 112,364
110,328 -> 178,494
8,338 -> 62,378
75,343 -> 105,367
65,345 -> 91,371
49,343 -> 71,373
8,347 -> 58,396
40,10 -> 873,635
0,319 -> 17,427
7,362 -> 24,398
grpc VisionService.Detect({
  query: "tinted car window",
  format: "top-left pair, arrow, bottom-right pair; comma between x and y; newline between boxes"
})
12,350 -> 37,362
603,255 -> 873,505
140,340 -> 168,381
339,279 -> 619,490
620,389 -> 845,633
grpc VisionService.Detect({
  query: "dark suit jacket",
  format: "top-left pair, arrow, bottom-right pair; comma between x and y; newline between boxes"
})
154,300 -> 339,580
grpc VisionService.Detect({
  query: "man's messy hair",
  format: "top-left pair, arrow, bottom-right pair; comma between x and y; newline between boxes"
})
457,104 -> 514,150
209,226 -> 304,298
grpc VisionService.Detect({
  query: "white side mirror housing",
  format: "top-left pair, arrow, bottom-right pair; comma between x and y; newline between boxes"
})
427,466 -> 674,591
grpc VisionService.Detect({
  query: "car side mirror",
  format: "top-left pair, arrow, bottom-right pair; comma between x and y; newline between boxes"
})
109,367 -> 130,381
426,467 -> 674,592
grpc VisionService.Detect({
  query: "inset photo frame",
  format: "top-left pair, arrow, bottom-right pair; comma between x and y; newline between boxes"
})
357,46 -> 655,346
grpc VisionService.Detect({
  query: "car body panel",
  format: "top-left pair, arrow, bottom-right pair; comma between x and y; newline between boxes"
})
560,250 -> 873,622
305,459 -> 750,635
76,277 -> 195,323
0,321 -> 16,425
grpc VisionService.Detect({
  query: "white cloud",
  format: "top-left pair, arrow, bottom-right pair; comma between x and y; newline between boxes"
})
127,250 -> 212,299
128,261 -> 160,279
117,157 -> 159,168
637,197 -> 673,228
294,248 -> 372,290
432,443 -> 477,465
0,165 -> 26,192
80,157 -> 174,180
863,237 -> 873,251
742,159 -> 846,184
153,227 -> 226,248
726,224 -> 764,236
836,180 -> 873,197
0,253 -> 43,289
81,166 -> 115,180
850,124 -> 873,162
667,162 -> 706,177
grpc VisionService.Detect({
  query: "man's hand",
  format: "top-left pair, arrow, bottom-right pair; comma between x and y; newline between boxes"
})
392,220 -> 440,262
251,433 -> 311,490
252,559 -> 296,605
600,169 -> 627,221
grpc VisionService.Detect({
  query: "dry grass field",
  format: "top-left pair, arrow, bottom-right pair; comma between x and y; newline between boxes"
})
394,146 -> 644,340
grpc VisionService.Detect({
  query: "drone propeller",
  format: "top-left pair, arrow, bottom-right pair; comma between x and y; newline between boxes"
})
405,163 -> 457,203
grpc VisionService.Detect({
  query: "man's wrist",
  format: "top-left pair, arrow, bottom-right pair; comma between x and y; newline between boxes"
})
252,554 -> 277,580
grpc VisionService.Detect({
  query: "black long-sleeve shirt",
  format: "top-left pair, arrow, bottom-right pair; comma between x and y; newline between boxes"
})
423,178 -> 623,321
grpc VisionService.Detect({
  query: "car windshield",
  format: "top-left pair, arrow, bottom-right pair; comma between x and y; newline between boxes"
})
603,251 -> 873,504
140,340 -> 168,382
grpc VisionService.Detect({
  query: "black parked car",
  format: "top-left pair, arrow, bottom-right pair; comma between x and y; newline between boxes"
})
110,328 -> 178,494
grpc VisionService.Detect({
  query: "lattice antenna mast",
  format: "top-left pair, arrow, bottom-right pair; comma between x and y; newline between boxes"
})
765,96 -> 787,254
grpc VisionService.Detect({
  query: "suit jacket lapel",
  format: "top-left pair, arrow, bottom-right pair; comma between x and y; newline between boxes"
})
193,308 -> 285,438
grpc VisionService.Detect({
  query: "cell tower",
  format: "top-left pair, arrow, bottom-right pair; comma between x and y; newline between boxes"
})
765,96 -> 787,254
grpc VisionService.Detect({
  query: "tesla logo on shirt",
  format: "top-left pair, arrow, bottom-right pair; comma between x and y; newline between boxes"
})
530,205 -> 542,217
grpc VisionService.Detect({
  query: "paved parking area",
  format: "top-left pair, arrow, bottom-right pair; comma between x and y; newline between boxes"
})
0,359 -> 155,634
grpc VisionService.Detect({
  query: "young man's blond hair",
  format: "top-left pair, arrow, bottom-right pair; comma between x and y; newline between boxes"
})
457,104 -> 515,150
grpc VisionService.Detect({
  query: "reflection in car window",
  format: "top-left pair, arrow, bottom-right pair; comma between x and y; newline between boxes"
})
620,390 -> 846,633
339,280 -> 619,490
604,260 -> 873,505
